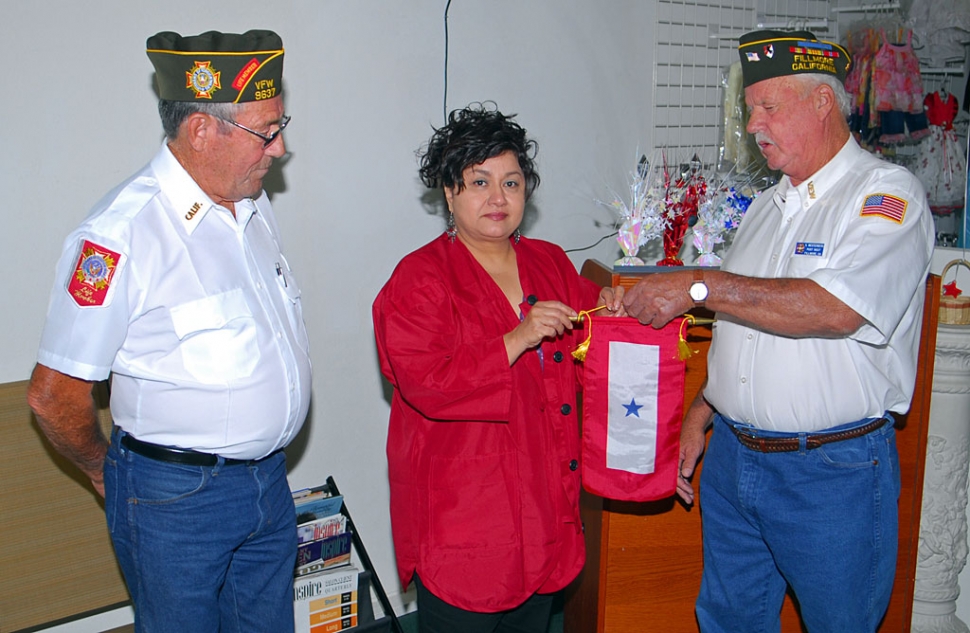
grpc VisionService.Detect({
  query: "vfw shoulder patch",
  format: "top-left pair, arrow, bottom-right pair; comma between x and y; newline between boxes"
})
860,193 -> 907,223
67,240 -> 121,307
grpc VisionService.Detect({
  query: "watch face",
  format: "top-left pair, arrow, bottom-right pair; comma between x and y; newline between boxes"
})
690,282 -> 708,302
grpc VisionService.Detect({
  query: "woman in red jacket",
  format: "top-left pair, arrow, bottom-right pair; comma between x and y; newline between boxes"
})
373,102 -> 625,632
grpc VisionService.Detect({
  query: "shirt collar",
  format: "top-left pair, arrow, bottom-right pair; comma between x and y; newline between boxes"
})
151,143 -> 258,235
771,136 -> 858,212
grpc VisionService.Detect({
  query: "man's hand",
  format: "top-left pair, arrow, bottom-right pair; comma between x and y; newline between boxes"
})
676,390 -> 715,506
622,272 -> 693,328
26,364 -> 108,497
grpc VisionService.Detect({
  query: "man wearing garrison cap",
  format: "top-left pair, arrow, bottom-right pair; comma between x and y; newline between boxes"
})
28,30 -> 310,631
622,29 -> 933,631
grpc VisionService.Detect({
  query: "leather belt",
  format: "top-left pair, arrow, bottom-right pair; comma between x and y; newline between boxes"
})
120,434 -> 268,467
728,417 -> 888,453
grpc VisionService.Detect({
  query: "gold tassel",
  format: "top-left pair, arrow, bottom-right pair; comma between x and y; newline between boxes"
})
571,305 -> 609,362
573,309 -> 715,363
677,314 -> 716,360
677,315 -> 697,360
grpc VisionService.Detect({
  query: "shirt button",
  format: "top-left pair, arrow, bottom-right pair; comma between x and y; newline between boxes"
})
553,351 -> 564,362
740,376 -> 747,384
277,331 -> 283,339
560,404 -> 572,415
569,459 -> 579,471
527,295 -> 538,305
747,333 -> 753,340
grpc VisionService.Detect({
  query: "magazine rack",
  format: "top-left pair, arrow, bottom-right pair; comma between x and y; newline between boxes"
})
322,475 -> 405,633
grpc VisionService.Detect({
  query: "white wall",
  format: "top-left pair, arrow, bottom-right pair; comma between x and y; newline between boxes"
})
3,1 -> 655,628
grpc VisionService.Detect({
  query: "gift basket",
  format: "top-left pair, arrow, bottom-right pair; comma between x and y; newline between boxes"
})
940,259 -> 970,325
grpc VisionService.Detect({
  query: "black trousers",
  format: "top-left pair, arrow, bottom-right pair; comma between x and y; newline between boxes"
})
415,574 -> 555,633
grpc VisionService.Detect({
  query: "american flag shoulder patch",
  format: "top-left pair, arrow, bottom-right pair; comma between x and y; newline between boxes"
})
860,193 -> 907,223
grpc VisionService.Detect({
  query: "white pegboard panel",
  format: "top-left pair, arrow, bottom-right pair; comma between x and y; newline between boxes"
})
652,0 -> 835,168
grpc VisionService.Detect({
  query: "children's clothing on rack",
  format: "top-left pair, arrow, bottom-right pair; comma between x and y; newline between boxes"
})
844,26 -> 931,148
914,90 -> 967,214
871,29 -> 930,144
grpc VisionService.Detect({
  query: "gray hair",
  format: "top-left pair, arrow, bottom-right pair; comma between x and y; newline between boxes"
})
157,100 -> 241,141
793,73 -> 852,120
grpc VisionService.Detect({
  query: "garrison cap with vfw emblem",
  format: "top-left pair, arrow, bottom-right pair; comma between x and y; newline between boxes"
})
738,30 -> 850,88
146,30 -> 284,103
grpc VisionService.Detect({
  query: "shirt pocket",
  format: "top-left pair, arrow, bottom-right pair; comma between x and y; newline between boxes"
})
275,255 -> 310,354
169,289 -> 259,383
784,253 -> 831,278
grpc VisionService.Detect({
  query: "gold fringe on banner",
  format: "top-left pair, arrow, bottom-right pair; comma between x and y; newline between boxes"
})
570,305 -> 609,361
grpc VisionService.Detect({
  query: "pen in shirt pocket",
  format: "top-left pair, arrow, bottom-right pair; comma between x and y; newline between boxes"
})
275,262 -> 287,287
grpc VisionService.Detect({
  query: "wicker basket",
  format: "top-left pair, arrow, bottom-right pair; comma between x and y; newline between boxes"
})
940,259 -> 970,325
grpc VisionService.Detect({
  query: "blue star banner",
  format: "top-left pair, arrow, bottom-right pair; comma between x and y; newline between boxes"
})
581,316 -> 685,501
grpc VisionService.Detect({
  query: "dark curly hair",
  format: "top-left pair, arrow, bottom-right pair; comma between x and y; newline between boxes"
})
418,102 -> 540,200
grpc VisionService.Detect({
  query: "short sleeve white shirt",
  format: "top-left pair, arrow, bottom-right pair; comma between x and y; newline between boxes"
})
37,144 -> 312,458
705,137 -> 935,432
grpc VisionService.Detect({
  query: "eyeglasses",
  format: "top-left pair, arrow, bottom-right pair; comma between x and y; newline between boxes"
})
217,114 -> 291,148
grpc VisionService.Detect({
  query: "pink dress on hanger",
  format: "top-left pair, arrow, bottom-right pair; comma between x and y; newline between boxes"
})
872,29 -> 931,143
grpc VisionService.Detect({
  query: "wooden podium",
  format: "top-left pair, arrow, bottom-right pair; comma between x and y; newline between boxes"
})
564,260 -> 940,633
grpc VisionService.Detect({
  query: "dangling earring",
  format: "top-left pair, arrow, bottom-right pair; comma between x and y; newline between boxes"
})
513,229 -> 521,244
446,213 -> 457,242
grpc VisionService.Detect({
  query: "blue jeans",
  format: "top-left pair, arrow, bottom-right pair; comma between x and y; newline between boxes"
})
104,428 -> 297,633
696,415 -> 900,633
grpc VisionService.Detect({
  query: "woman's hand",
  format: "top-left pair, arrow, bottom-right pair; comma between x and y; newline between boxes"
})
504,300 -> 576,365
598,285 -> 627,317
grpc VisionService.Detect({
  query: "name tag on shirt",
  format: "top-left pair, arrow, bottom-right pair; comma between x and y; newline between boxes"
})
793,242 -> 825,256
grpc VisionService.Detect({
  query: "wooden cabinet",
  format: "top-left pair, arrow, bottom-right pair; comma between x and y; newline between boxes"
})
564,260 -> 940,633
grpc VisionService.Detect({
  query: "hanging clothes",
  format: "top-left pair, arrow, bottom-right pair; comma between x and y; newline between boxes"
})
913,90 -> 967,214
845,27 -> 880,147
871,29 -> 931,144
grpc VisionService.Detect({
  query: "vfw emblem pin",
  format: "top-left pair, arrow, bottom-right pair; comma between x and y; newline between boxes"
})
186,61 -> 221,99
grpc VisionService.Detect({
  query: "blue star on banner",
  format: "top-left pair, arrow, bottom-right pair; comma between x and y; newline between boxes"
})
623,398 -> 643,417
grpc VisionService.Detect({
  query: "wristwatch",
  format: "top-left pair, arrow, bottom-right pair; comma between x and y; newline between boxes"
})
688,269 -> 708,306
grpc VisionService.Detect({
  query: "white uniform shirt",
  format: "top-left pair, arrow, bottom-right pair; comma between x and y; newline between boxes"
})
705,137 -> 934,432
37,144 -> 312,459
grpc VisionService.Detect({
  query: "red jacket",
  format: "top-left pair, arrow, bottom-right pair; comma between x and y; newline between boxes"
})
373,234 -> 601,612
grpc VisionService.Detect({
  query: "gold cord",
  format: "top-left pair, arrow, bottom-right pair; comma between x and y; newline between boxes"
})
570,305 -> 609,361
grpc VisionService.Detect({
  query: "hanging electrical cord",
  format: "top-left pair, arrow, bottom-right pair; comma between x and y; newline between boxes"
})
440,0 -> 613,255
442,0 -> 453,124
564,230 -> 619,254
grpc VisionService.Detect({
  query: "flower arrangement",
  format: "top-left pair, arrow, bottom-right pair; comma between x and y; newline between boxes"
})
599,152 -> 669,266
691,171 -> 762,266
600,149 -> 769,266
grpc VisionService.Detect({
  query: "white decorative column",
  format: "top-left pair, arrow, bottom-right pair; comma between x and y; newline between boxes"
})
913,324 -> 970,633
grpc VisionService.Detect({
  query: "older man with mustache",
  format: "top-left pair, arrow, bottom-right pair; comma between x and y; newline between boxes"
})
622,29 -> 935,632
